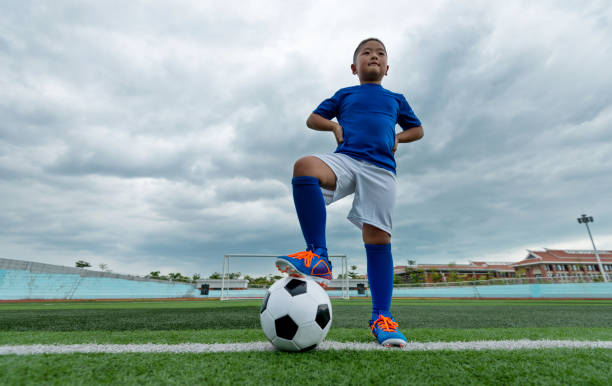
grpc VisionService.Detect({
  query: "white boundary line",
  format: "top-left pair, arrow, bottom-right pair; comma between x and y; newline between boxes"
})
1,340 -> 611,355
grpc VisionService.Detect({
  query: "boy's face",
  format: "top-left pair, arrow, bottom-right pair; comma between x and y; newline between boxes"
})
351,40 -> 388,84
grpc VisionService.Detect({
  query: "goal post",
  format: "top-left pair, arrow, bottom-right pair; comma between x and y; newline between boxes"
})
221,254 -> 349,300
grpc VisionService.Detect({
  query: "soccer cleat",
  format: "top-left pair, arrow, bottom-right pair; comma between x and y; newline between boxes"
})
276,250 -> 332,288
369,314 -> 407,348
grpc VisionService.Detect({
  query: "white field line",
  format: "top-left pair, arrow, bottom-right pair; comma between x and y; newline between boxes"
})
1,340 -> 612,355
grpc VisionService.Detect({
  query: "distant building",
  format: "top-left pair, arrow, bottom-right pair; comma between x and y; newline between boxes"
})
395,261 -> 515,283
512,249 -> 612,280
394,248 -> 612,283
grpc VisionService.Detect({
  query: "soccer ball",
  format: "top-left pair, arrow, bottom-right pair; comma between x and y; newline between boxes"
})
260,276 -> 332,352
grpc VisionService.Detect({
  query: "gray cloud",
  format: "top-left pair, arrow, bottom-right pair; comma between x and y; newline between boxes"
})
1,1 -> 611,278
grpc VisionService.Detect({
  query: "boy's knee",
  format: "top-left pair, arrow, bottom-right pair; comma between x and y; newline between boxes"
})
293,156 -> 327,178
293,157 -> 314,177
362,224 -> 391,244
293,156 -> 337,190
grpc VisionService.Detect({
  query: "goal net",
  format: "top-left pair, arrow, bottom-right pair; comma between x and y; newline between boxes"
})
220,254 -> 349,300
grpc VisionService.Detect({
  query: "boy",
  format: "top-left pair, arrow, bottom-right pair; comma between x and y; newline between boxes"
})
276,38 -> 423,347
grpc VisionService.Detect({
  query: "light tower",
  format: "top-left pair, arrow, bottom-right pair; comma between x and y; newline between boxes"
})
577,214 -> 607,282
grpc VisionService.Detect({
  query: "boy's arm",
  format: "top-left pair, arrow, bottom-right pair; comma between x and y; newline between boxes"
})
306,113 -> 344,145
393,126 -> 423,153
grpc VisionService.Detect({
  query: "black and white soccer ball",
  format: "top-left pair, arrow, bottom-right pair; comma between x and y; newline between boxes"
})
260,276 -> 332,352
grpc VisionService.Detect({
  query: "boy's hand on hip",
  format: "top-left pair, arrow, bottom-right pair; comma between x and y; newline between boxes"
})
333,124 -> 344,145
393,135 -> 399,153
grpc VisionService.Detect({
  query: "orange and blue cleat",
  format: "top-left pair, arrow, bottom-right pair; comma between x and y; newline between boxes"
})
369,314 -> 407,348
276,249 -> 332,288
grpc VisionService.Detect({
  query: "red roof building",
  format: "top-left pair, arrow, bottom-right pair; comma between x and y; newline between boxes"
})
512,249 -> 612,280
395,249 -> 612,283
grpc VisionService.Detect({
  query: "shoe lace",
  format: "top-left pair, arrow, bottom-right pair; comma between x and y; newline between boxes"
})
287,250 -> 318,268
371,315 -> 399,334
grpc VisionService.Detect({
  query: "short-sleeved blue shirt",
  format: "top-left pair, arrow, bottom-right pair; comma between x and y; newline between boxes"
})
313,83 -> 421,174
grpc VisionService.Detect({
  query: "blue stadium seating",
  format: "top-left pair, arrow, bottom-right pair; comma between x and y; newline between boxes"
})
0,269 -> 199,300
2,267 -> 611,300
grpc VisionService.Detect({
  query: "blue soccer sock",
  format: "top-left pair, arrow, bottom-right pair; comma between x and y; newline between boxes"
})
365,243 -> 394,320
292,176 -> 328,258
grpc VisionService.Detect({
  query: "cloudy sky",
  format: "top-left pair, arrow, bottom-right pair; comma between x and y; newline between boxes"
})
1,1 -> 611,279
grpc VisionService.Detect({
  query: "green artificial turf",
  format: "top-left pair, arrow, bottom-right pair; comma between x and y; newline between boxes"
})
1,299 -> 610,385
1,349 -> 611,385
0,299 -> 260,311
2,298 -> 610,311
1,327 -> 611,345
1,299 -> 611,331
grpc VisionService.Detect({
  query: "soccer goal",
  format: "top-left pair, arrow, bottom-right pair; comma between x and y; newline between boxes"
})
220,254 -> 349,300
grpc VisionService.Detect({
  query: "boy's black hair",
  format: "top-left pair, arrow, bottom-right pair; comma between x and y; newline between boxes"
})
353,38 -> 387,64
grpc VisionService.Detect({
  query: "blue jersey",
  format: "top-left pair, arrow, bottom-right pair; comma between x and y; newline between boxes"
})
313,83 -> 421,174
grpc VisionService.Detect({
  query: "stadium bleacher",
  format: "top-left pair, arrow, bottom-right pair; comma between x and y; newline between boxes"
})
0,258 -> 199,300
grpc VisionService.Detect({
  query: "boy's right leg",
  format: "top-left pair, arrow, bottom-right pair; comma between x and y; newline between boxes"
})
276,156 -> 336,286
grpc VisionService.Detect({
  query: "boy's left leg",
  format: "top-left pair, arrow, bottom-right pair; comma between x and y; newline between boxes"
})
342,160 -> 405,347
364,225 -> 407,348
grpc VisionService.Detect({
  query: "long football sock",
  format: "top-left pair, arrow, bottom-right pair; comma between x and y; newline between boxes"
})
292,176 -> 328,257
365,243 -> 394,320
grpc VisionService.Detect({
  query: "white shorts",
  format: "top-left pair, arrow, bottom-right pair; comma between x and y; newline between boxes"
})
314,153 -> 397,235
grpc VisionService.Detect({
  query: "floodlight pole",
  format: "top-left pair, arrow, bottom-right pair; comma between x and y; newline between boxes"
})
577,214 -> 607,282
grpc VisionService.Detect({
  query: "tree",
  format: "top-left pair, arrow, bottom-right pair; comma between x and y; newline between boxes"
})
75,260 -> 91,268
98,263 -> 109,272
209,272 -> 222,279
393,274 -> 401,284
348,265 -> 359,279
242,275 -> 282,287
430,272 -> 442,283
168,272 -> 190,282
148,271 -> 161,279
228,272 -> 241,280
404,267 -> 425,283
192,273 -> 201,282
408,260 -> 416,266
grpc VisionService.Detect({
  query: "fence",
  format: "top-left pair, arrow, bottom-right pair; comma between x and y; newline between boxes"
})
391,282 -> 612,299
220,254 -> 350,300
2,257 -> 610,300
395,275 -> 610,288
